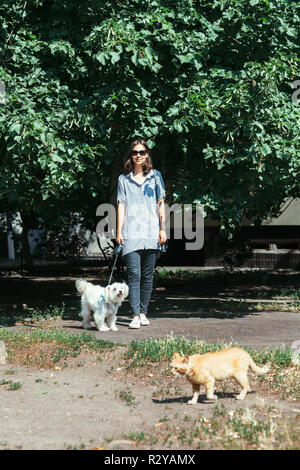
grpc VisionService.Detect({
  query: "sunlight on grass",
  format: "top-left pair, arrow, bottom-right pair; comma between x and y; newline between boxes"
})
0,328 -> 118,368
125,335 -> 293,368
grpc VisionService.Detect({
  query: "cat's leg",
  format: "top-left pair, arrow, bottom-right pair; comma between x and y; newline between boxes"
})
188,383 -> 200,405
205,376 -> 218,400
233,372 -> 251,400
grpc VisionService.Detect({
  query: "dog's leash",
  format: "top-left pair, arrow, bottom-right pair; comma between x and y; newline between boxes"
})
107,243 -> 123,286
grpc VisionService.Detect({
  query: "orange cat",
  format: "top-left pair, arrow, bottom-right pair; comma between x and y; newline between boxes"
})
171,347 -> 271,404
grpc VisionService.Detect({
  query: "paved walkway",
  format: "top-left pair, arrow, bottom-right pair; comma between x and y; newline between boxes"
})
1,266 -> 299,351
62,308 -> 300,351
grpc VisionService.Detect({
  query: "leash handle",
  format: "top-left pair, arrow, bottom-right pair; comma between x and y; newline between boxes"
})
108,243 -> 123,286
113,243 -> 123,256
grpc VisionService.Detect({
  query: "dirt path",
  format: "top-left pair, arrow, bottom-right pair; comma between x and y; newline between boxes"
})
0,347 -> 298,451
0,268 -> 299,450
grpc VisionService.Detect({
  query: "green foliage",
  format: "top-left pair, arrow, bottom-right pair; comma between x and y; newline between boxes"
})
0,0 -> 299,237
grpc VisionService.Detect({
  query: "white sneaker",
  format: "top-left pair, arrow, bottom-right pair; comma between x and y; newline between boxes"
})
140,314 -> 150,326
129,316 -> 141,329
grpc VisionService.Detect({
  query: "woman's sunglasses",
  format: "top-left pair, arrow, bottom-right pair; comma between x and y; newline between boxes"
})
131,150 -> 147,156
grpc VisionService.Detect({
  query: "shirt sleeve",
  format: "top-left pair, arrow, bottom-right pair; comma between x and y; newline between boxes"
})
117,175 -> 126,205
155,170 -> 166,201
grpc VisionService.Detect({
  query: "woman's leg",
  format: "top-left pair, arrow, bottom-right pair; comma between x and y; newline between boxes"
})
140,249 -> 157,316
124,250 -> 141,317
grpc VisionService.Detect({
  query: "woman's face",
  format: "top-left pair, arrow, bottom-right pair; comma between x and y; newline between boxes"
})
131,144 -> 148,168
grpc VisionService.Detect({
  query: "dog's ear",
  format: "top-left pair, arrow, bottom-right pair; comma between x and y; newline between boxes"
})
121,282 -> 129,298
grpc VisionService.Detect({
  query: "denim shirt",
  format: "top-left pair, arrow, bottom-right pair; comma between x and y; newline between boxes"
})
117,169 -> 166,257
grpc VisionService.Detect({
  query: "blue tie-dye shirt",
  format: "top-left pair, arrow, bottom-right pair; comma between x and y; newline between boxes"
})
117,169 -> 166,257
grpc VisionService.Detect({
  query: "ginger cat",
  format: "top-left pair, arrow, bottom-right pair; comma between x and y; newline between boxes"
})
171,347 -> 271,404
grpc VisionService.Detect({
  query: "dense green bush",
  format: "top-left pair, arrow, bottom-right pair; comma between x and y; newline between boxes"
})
0,0 -> 299,249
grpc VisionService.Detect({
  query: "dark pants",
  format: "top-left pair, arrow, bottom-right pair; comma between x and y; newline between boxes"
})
124,249 -> 158,317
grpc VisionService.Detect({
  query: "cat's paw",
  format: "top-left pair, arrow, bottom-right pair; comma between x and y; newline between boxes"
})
187,399 -> 197,405
207,394 -> 218,400
236,394 -> 246,400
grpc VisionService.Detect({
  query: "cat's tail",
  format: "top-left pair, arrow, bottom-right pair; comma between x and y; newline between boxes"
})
75,279 -> 92,295
249,358 -> 271,375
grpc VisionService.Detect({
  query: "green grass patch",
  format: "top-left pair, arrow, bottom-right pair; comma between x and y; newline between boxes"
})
0,328 -> 118,368
274,287 -> 300,300
0,303 -> 67,327
0,379 -> 22,390
154,268 -> 300,289
118,387 -> 136,406
125,335 -> 293,369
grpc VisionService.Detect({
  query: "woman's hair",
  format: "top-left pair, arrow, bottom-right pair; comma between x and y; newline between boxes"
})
123,138 -> 153,175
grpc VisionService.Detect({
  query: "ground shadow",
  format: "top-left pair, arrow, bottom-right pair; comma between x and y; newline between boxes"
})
152,391 -> 248,405
0,270 -> 298,327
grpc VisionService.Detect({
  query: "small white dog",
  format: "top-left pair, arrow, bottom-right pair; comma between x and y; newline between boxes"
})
75,279 -> 128,332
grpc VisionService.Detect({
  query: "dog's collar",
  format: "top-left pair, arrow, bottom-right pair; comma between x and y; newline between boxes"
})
98,294 -> 107,305
98,293 -> 122,306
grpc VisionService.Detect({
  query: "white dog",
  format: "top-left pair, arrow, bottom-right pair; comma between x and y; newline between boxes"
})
75,279 -> 128,332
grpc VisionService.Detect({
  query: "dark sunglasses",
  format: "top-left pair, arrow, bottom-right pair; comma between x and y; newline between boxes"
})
131,150 -> 147,156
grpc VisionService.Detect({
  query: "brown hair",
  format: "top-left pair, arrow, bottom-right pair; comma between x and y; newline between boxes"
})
123,138 -> 153,175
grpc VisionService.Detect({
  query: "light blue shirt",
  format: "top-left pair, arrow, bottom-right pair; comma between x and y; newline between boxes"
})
117,169 -> 166,257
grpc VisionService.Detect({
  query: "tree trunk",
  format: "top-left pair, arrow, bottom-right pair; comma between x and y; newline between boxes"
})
20,212 -> 34,270
6,212 -> 15,261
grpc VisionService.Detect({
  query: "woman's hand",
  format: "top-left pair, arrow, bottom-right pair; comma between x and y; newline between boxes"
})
117,202 -> 125,245
158,230 -> 167,245
116,233 -> 124,245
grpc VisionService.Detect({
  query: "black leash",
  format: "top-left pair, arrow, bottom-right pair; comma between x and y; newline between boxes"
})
107,243 -> 123,286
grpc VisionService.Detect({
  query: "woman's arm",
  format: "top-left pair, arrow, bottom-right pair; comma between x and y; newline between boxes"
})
157,198 -> 167,245
116,202 -> 125,245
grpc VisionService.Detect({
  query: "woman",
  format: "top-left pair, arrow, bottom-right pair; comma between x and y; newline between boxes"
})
116,138 -> 167,329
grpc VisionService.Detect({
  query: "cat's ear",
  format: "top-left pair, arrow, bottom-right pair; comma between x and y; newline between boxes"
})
173,352 -> 179,359
183,356 -> 189,364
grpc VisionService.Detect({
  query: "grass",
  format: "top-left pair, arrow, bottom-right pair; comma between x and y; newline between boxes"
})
0,327 -> 118,369
0,379 -> 22,391
121,403 -> 300,450
0,303 -> 67,327
154,268 -> 300,287
252,301 -> 300,313
124,335 -> 293,369
153,269 -> 300,313
0,326 -> 298,450
0,269 -> 299,450
125,336 -> 226,367
123,336 -> 299,402
118,387 -> 136,406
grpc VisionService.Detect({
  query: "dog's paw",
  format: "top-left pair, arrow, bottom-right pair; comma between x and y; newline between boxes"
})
83,324 -> 92,330
110,326 -> 118,332
98,325 -> 110,332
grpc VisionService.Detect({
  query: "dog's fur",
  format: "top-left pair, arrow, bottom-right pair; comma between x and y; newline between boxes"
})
75,279 -> 128,332
171,347 -> 271,404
